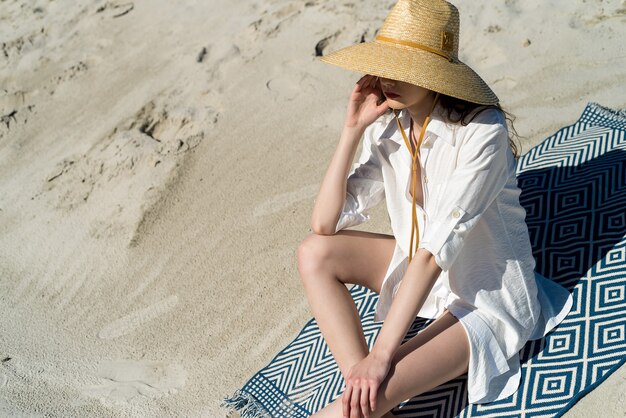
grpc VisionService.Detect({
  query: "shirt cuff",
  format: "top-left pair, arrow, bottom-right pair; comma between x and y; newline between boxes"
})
418,205 -> 468,271
333,180 -> 384,233
334,211 -> 370,233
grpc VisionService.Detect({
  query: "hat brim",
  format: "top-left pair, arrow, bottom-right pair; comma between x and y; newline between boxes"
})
318,40 -> 499,106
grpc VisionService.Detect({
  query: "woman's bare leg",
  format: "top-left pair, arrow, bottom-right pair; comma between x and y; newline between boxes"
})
297,229 -> 396,378
312,310 -> 470,418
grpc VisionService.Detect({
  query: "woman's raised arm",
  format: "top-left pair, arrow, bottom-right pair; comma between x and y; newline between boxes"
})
311,75 -> 390,235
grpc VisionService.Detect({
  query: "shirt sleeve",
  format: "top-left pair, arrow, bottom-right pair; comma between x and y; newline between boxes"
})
334,128 -> 385,233
418,121 -> 511,271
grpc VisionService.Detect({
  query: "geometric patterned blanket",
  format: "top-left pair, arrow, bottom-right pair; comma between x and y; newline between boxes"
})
221,102 -> 626,417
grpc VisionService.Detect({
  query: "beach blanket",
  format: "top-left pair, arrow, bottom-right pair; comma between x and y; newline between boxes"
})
222,102 -> 626,417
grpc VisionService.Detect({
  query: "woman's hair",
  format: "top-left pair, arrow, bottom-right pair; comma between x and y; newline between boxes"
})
437,94 -> 522,158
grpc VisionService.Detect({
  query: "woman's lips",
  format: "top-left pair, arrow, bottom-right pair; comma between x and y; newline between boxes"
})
384,91 -> 400,99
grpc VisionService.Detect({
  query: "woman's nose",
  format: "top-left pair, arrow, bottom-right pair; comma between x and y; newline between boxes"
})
379,77 -> 394,88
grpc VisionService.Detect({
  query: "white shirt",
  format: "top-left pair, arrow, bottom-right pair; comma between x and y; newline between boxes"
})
333,102 -> 573,403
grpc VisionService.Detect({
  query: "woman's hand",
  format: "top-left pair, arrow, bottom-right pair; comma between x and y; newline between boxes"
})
342,351 -> 391,418
345,74 -> 390,131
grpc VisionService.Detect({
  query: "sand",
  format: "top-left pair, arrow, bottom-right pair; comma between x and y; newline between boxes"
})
1,0 -> 625,416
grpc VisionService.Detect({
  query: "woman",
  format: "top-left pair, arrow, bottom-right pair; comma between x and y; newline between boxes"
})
297,1 -> 573,417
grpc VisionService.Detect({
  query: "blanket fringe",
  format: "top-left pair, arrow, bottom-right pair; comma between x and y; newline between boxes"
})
221,389 -> 271,418
588,102 -> 626,119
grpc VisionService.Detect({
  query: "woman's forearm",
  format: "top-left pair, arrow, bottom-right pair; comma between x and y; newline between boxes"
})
310,125 -> 365,235
371,248 -> 443,361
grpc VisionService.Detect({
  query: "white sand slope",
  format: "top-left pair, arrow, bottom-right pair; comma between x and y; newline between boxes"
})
1,0 -> 625,416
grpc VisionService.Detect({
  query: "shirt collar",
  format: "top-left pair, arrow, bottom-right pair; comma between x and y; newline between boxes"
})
379,101 -> 456,147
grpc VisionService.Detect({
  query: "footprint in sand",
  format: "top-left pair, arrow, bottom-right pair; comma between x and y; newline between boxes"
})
0,89 -> 36,140
245,3 -> 302,40
569,5 -> 626,29
39,89 -> 218,245
95,1 -> 134,19
253,184 -> 319,218
44,61 -> 90,96
83,359 -> 186,403
0,26 -> 47,60
314,31 -> 342,57
265,62 -> 318,101
98,295 -> 178,340
492,76 -> 518,90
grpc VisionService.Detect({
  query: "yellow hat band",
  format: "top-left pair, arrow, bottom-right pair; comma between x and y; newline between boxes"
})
375,35 -> 454,63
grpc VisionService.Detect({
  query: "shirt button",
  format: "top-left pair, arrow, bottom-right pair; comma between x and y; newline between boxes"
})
452,209 -> 460,218
423,176 -> 428,184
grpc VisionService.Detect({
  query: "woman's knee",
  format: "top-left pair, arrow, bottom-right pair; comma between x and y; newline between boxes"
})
296,233 -> 334,278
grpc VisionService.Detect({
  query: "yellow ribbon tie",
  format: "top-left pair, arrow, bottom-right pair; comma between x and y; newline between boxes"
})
393,93 -> 440,263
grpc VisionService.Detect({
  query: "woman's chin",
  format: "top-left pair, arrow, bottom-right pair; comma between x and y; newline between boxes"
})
386,100 -> 406,110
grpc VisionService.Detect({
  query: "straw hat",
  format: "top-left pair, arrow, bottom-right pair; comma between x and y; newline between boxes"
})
318,0 -> 499,106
